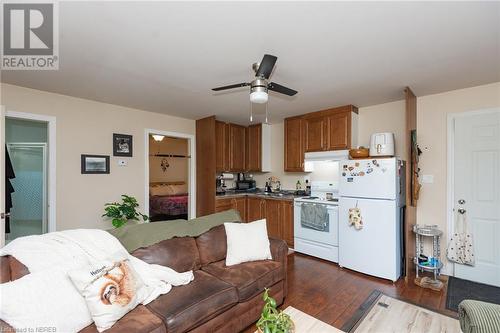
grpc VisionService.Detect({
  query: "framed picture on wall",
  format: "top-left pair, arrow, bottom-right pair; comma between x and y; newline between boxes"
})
81,154 -> 110,174
113,133 -> 133,157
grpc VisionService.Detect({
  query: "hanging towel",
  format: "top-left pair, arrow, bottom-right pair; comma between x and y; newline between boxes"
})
5,145 -> 16,234
300,203 -> 329,231
447,212 -> 475,266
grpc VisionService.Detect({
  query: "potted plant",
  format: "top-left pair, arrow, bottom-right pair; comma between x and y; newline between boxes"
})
102,195 -> 149,228
256,288 -> 294,333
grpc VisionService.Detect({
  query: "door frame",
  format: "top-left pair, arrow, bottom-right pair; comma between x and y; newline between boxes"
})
446,107 -> 500,276
144,129 -> 196,219
4,110 -> 57,237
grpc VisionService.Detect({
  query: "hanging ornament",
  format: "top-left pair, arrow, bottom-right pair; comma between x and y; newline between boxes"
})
161,158 -> 170,172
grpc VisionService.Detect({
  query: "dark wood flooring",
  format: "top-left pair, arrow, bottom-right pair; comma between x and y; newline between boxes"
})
243,252 -> 456,332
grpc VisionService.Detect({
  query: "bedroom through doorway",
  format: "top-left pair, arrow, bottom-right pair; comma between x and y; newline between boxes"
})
147,132 -> 192,222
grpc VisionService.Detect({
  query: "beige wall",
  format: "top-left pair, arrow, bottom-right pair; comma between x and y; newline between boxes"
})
357,100 -> 406,158
1,83 -> 195,231
149,136 -> 188,184
417,82 -> 500,272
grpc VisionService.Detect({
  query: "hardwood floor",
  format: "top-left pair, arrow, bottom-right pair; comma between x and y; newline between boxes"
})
243,252 -> 456,332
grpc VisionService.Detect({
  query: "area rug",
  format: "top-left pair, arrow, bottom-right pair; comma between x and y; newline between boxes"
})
342,290 -> 461,333
446,276 -> 500,312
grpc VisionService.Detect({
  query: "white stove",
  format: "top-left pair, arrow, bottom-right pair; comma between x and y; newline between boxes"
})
294,181 -> 339,262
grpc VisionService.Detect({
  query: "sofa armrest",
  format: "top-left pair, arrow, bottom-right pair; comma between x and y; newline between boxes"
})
269,238 -> 288,263
269,238 -> 288,298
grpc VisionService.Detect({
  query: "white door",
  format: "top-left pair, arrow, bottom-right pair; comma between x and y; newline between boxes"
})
0,106 -> 5,247
454,110 -> 500,287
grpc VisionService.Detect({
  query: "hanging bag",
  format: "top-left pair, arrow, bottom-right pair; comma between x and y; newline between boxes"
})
447,211 -> 475,266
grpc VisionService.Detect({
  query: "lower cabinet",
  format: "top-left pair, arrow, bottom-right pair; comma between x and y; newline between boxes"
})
248,197 -> 294,248
265,199 -> 282,239
217,196 -> 294,248
215,197 -> 247,222
281,201 -> 294,248
247,197 -> 266,222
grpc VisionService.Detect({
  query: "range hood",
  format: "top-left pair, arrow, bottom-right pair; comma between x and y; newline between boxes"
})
304,150 -> 350,162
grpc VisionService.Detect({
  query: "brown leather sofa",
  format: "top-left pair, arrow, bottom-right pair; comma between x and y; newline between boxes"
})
0,224 -> 288,333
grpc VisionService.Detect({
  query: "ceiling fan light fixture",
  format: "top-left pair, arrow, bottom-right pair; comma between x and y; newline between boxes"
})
152,134 -> 165,142
250,90 -> 268,104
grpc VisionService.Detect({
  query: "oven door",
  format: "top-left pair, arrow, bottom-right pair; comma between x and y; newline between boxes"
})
294,202 -> 338,246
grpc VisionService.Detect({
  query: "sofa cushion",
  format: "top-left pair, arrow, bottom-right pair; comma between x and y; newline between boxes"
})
195,225 -> 227,266
80,305 -> 165,333
202,259 -> 283,302
132,237 -> 200,272
146,270 -> 238,333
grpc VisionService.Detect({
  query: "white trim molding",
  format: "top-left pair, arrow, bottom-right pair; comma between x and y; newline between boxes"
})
5,110 -> 57,234
446,107 -> 500,277
144,129 -> 196,220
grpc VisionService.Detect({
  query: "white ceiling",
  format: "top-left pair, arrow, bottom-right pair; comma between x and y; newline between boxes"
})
2,1 -> 499,125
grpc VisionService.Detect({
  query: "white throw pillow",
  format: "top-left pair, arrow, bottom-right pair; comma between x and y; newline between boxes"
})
224,219 -> 272,266
0,270 -> 93,333
68,255 -> 152,332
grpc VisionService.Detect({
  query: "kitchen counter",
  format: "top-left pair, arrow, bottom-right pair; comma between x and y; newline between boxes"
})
216,189 -> 305,202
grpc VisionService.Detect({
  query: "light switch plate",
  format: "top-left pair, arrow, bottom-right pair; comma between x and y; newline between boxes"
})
421,174 -> 434,184
118,159 -> 127,166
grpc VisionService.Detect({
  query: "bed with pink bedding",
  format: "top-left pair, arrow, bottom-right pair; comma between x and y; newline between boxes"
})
149,183 -> 189,221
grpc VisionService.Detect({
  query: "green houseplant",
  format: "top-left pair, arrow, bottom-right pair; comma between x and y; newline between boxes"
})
256,288 -> 294,333
102,195 -> 149,228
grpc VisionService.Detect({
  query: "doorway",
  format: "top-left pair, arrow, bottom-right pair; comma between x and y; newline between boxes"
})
448,109 -> 500,287
5,118 -> 49,243
145,129 -> 196,221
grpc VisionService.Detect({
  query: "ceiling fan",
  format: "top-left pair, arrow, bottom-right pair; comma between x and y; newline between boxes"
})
211,54 -> 298,104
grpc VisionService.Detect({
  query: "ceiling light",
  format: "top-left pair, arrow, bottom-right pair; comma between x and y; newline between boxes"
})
250,82 -> 268,104
152,135 -> 165,142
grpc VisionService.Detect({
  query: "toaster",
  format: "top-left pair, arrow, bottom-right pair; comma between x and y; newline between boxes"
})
369,132 -> 395,157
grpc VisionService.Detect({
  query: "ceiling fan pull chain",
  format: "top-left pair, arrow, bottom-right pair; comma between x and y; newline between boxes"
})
265,99 -> 268,124
249,99 -> 253,122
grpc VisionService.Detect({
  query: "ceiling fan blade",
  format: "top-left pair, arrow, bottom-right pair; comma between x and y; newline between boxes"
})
268,82 -> 298,96
212,82 -> 250,91
255,54 -> 278,79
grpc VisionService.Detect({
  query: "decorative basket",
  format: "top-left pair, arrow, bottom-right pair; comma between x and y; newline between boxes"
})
349,148 -> 369,159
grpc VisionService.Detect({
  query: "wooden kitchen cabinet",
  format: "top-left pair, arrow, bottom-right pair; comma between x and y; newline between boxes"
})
215,197 -> 246,222
265,199 -> 282,239
247,197 -> 266,222
304,116 -> 328,152
246,124 -> 261,171
284,117 -> 305,172
327,111 -> 350,150
232,197 -> 247,222
215,120 -> 229,172
215,198 -> 233,213
281,201 -> 294,248
228,123 -> 246,172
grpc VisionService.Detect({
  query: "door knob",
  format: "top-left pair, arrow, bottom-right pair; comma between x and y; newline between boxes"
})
0,212 -> 10,219
458,208 -> 466,215
458,199 -> 466,205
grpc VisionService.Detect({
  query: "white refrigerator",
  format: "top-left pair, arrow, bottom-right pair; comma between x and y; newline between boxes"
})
338,158 -> 405,282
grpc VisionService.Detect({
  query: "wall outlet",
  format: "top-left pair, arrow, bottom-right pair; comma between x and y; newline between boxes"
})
117,159 -> 127,166
421,174 -> 434,184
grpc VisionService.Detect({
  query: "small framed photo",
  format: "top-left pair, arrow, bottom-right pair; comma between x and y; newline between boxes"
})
81,155 -> 110,174
113,133 -> 133,157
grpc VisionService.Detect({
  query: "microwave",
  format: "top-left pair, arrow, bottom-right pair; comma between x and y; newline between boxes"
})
236,180 -> 256,190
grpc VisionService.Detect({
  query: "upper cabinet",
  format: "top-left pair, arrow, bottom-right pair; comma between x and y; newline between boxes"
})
327,110 -> 351,150
284,105 -> 358,171
246,123 -> 271,172
284,117 -> 305,172
215,121 -> 229,172
228,123 -> 246,172
304,116 -> 328,152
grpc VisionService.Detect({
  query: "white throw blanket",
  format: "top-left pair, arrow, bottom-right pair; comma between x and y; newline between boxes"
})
0,229 -> 194,332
